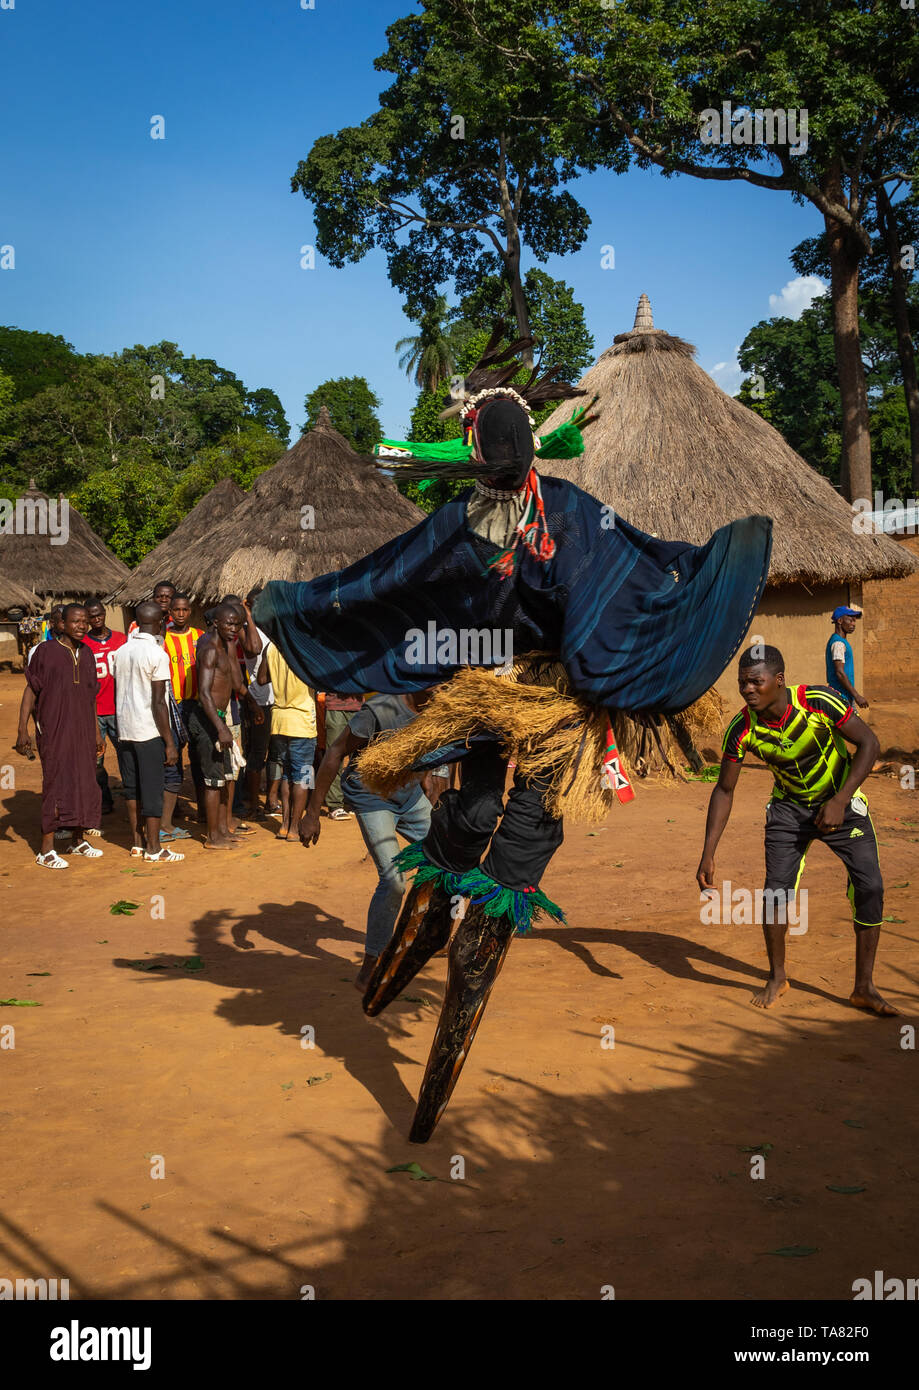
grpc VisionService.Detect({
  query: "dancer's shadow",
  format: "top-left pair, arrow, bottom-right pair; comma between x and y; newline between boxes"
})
113,898 -> 438,1127
538,924 -> 844,1006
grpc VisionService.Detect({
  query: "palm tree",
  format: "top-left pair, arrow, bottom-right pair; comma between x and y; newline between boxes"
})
395,296 -> 468,393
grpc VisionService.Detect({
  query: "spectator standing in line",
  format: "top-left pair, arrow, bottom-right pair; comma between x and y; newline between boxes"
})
322,690 -> 363,820
825,605 -> 869,709
112,601 -> 184,862
15,603 -> 105,868
257,640 -> 317,841
239,587 -> 273,818
83,599 -> 127,817
190,603 -> 244,850
161,592 -> 202,841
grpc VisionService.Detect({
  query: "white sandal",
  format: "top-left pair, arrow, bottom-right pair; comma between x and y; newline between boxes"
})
36,850 -> 69,869
129,845 -> 145,858
84,827 -> 103,838
144,847 -> 185,862
72,840 -> 104,858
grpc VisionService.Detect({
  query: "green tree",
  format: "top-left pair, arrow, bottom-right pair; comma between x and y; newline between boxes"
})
0,327 -> 80,401
737,291 -> 911,497
302,377 -> 382,453
290,3 -> 593,356
454,268 -> 594,382
167,423 -> 285,520
396,294 -> 472,392
71,458 -> 176,566
244,387 -> 289,443
791,193 -> 919,491
457,0 -> 919,500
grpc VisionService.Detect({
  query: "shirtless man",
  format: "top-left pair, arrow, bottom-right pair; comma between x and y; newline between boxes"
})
697,644 -> 896,1015
186,603 -> 244,849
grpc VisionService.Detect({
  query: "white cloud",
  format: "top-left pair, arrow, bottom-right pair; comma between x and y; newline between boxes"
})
768,274 -> 828,320
708,348 -> 742,395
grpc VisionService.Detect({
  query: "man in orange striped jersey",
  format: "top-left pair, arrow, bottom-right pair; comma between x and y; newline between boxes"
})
161,593 -> 203,840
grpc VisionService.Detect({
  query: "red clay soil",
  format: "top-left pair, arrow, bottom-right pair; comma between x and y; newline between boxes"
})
0,671 -> 917,1301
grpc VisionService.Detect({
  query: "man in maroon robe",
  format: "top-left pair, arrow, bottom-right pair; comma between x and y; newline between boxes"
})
16,603 -> 105,868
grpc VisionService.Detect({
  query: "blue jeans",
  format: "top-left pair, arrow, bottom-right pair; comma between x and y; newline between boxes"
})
355,794 -> 432,957
274,735 -> 316,789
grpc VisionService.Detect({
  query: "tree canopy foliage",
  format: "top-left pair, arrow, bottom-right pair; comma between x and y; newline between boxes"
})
302,376 -> 383,454
0,328 -> 290,561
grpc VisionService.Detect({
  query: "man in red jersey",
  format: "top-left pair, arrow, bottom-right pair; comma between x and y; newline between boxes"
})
83,600 -> 127,817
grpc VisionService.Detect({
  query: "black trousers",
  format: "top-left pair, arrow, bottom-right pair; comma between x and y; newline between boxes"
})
764,794 -> 884,929
423,743 -> 563,891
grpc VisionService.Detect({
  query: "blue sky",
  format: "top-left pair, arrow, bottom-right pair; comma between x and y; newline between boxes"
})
1,0 -> 828,441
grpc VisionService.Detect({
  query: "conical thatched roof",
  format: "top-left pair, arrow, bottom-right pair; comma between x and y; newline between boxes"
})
160,408 -> 426,603
0,481 -> 130,598
539,297 -> 916,586
0,567 -> 41,613
112,476 -> 247,604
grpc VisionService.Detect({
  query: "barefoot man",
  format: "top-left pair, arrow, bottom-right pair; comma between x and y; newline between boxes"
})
696,644 -> 896,1015
186,603 -> 243,850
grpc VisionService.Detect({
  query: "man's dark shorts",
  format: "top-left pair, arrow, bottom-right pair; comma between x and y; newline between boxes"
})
186,702 -> 233,789
116,737 -> 166,818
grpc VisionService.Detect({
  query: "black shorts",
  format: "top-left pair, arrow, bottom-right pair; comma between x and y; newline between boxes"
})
764,794 -> 883,928
186,703 -> 233,789
116,738 -> 166,818
242,706 -> 271,772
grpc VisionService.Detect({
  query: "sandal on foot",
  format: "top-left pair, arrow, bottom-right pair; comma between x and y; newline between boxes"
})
167,826 -> 191,839
84,827 -> 103,838
130,845 -> 145,858
72,840 -> 104,858
144,847 -> 185,862
329,808 -> 353,820
36,850 -> 68,869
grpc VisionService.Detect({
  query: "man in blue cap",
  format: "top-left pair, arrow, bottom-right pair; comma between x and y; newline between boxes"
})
826,607 -> 868,709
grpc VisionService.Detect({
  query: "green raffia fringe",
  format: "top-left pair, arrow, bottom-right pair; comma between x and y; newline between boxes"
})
392,842 -> 565,936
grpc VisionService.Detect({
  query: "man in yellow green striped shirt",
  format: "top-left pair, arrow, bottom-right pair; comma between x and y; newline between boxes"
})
697,644 -> 896,1015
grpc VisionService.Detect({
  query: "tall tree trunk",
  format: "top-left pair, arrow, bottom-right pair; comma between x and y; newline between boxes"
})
823,164 -> 872,503
503,239 -> 533,369
875,181 -> 919,494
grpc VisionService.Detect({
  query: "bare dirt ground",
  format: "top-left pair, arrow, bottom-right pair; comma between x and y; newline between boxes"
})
1,670 -> 917,1301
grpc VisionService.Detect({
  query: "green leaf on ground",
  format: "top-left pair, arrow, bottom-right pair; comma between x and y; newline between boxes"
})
386,1161 -> 436,1182
280,1081 -> 294,1091
126,961 -> 167,971
843,1119 -> 865,1129
826,1184 -> 866,1194
891,881 -> 910,888
110,900 -> 140,915
0,998 -> 42,1007
182,956 -> 204,971
305,1072 -> 332,1086
740,1142 -> 774,1155
26,972 -> 51,976
883,916 -> 906,923
763,1246 -> 818,1257
96,940 -> 108,944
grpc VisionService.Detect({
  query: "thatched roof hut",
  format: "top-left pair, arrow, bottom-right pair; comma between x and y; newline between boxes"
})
0,568 -> 41,613
158,407 -> 425,603
540,294 -> 913,585
0,480 -> 130,600
112,476 -> 247,605
539,295 -> 917,714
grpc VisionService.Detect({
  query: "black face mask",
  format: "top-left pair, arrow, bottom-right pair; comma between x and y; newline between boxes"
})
473,398 -> 535,488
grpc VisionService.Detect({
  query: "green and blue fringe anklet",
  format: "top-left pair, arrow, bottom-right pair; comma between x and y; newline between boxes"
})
392,842 -> 565,936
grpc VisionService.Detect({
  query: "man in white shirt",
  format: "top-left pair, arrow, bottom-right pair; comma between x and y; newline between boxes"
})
112,601 -> 184,863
